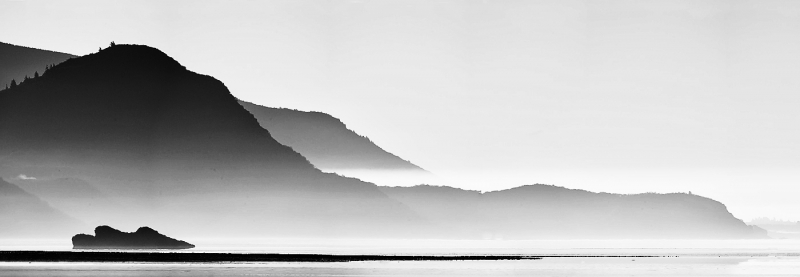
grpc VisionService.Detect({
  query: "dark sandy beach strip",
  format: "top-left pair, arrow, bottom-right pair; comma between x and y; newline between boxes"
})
0,251 -> 547,263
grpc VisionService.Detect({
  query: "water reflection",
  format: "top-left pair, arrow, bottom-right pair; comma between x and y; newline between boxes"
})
1,258 -> 799,277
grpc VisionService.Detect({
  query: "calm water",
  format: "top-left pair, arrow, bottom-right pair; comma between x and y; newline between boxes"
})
2,239 -> 799,276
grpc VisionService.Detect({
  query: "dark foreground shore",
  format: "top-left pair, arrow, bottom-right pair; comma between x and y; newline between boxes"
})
0,251 -> 553,262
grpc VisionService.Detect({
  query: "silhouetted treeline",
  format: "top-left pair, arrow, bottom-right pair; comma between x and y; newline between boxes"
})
2,42 -> 114,91
2,62 -> 63,91
0,41 -> 75,92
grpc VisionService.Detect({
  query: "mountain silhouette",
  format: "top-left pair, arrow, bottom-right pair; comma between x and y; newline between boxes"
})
0,42 -> 75,89
0,44 -> 424,238
0,178 -> 85,237
0,41 -> 431,186
380,184 -> 767,239
72,225 -> 194,249
0,42 -> 769,239
239,101 -> 433,186
0,44 -> 311,172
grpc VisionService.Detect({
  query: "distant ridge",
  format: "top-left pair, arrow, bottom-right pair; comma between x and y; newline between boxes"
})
239,101 -> 425,171
0,178 -> 84,237
749,218 -> 800,239
239,101 -> 434,186
13,177 -> 120,227
380,184 -> 768,239
0,41 -> 75,88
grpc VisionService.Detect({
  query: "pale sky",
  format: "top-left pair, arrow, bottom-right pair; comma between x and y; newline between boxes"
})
2,0 -> 799,221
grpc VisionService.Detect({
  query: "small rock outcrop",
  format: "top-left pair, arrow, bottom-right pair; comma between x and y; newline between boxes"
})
72,226 -> 194,249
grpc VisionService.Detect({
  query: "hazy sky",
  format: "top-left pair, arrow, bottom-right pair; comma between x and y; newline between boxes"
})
2,0 -> 799,220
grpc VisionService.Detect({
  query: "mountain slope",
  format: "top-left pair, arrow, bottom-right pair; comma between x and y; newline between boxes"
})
0,44 -> 425,238
239,101 -> 423,170
380,184 -> 767,239
239,101 -> 433,186
0,42 -> 75,88
0,44 -> 312,175
12,177 -> 121,227
0,178 -> 84,237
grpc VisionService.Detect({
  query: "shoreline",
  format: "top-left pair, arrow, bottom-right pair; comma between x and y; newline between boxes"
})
0,251 -> 660,263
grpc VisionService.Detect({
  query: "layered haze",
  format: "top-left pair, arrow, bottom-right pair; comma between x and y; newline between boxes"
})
0,178 -> 84,237
0,43 -> 765,240
1,0 -> 798,221
0,44 -> 426,238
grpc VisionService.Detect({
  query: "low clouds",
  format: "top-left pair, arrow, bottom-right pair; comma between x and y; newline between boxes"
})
16,174 -> 36,180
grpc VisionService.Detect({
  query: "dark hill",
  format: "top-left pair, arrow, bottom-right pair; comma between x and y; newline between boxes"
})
0,42 -> 75,89
0,44 -> 425,238
72,225 -> 194,249
0,178 -> 84,237
0,44 -> 311,173
380,184 -> 767,239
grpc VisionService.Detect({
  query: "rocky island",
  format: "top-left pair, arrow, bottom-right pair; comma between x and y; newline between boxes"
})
72,226 -> 194,249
